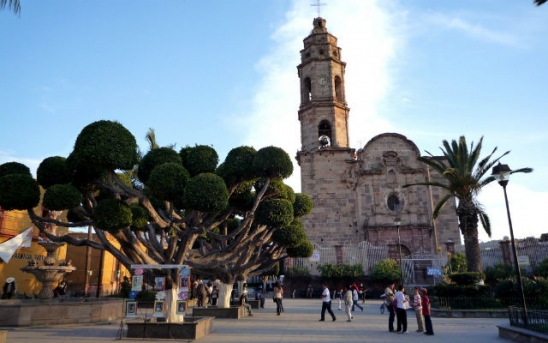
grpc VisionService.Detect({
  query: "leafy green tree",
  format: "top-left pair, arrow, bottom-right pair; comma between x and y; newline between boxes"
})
445,252 -> 468,274
484,263 -> 514,285
370,259 -> 401,283
534,257 -> 548,278
316,264 -> 362,279
0,120 -> 313,320
404,136 -> 532,272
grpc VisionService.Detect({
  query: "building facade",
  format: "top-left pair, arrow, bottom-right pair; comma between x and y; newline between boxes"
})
295,18 -> 461,264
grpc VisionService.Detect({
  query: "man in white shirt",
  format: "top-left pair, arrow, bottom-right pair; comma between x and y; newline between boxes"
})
395,285 -> 409,334
319,282 -> 336,322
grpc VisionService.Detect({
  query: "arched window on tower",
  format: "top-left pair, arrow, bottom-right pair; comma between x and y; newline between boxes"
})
302,77 -> 312,103
334,76 -> 343,102
318,120 -> 332,142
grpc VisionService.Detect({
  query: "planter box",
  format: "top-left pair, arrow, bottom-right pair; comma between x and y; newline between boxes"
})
230,299 -> 260,309
192,306 -> 247,319
0,299 -> 124,327
126,316 -> 214,340
498,323 -> 548,343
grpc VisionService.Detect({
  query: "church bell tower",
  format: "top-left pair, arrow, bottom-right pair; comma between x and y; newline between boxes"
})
296,18 -> 356,248
297,17 -> 350,152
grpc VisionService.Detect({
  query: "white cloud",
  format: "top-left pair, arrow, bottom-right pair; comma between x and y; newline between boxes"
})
478,183 -> 547,242
0,151 -> 41,178
426,13 -> 518,46
237,0 -> 545,241
238,0 -> 402,191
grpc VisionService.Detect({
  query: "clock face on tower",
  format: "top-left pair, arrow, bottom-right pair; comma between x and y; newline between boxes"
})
318,75 -> 328,86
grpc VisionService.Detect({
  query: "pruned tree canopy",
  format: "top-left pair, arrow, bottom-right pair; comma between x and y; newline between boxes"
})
0,120 -> 313,289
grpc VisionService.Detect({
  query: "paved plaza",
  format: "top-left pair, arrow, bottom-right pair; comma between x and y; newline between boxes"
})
1,298 -> 510,343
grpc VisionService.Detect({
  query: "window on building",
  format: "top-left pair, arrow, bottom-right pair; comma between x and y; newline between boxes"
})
387,194 -> 400,212
318,120 -> 332,141
302,77 -> 312,103
335,76 -> 343,101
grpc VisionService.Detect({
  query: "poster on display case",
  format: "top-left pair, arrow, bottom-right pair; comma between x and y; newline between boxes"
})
154,276 -> 166,291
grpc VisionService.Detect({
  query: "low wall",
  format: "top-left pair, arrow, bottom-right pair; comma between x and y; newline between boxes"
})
127,316 -> 214,340
193,306 -> 247,319
498,323 -> 548,343
432,308 -> 508,319
0,299 -> 124,326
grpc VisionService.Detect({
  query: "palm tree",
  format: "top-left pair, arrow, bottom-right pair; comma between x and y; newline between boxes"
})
0,0 -> 20,15
404,136 -> 532,273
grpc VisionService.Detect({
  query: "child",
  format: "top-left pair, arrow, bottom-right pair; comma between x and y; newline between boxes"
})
335,288 -> 343,310
421,288 -> 434,335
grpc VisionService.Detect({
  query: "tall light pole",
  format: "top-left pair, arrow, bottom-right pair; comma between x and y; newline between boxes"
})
492,163 -> 528,325
394,217 -> 403,286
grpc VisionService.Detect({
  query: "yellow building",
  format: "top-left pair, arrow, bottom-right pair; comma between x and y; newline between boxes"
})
0,207 -> 129,298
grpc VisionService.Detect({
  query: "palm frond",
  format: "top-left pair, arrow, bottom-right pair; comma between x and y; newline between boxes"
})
510,167 -> 533,175
478,209 -> 492,238
417,156 -> 447,175
478,176 -> 496,188
432,194 -> 453,219
0,0 -> 20,14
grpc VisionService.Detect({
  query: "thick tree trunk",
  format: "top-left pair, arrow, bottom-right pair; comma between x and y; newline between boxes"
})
165,287 -> 184,323
216,282 -> 234,308
459,202 -> 483,273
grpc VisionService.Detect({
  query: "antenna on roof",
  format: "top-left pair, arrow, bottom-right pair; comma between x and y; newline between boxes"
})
311,0 -> 327,17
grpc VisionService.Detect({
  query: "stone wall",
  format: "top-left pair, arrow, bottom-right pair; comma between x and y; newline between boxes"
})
0,299 -> 124,326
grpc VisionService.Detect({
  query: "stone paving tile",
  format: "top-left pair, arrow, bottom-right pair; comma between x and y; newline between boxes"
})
0,299 -> 509,343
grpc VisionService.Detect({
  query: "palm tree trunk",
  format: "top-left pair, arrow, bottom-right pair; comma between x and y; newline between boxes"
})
459,202 -> 483,273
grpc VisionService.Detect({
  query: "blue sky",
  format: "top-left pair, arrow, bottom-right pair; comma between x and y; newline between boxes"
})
1,1 -> 547,242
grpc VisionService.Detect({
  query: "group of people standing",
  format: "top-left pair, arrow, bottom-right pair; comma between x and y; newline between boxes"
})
193,280 -> 219,307
384,282 -> 434,335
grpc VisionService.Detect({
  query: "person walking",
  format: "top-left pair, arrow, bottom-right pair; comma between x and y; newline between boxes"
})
256,285 -> 265,308
395,285 -> 409,334
351,285 -> 363,312
319,282 -> 336,322
273,281 -> 284,315
359,283 -> 367,304
306,284 -> 313,299
413,287 -> 425,333
334,288 -> 343,310
422,288 -> 434,335
384,282 -> 396,332
344,285 -> 353,322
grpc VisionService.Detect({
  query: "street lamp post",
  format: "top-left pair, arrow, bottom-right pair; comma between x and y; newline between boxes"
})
492,163 -> 528,326
394,218 -> 403,286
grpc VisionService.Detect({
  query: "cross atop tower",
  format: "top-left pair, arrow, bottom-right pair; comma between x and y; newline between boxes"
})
311,0 -> 327,17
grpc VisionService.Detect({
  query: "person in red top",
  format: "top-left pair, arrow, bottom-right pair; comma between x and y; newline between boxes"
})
421,288 -> 434,335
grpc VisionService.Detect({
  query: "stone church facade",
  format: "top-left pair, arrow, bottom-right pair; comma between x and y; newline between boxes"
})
295,18 -> 461,262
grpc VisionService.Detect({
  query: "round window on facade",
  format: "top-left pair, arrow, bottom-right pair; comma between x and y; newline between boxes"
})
387,194 -> 400,212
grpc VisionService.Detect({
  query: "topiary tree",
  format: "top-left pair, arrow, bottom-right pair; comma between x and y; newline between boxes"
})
37,156 -> 72,188
0,120 -> 313,321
